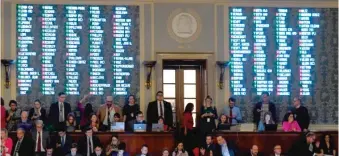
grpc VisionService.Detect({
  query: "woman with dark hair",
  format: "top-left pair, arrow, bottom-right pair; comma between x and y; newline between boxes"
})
112,142 -> 129,156
172,142 -> 189,156
282,112 -> 301,132
66,113 -> 77,132
200,96 -> 218,135
123,95 -> 140,126
77,94 -> 94,127
182,103 -> 194,156
6,100 -> 21,131
158,116 -> 169,131
320,134 -> 336,156
106,135 -> 120,155
83,113 -> 103,132
28,99 -> 47,124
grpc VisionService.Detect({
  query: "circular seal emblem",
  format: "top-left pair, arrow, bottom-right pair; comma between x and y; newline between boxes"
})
167,8 -> 201,43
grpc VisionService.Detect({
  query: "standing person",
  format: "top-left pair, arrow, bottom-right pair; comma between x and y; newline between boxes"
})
253,92 -> 277,130
1,128 -> 13,156
97,96 -> 121,131
1,98 -> 6,129
6,100 -> 22,131
49,92 -> 72,130
122,95 -> 140,126
77,94 -> 93,127
12,128 -> 35,156
29,100 -> 47,124
147,91 -> 173,129
78,127 -> 101,156
32,120 -> 50,156
288,132 -> 316,156
200,96 -> 218,136
292,97 -> 310,131
221,97 -> 242,125
182,103 -> 194,156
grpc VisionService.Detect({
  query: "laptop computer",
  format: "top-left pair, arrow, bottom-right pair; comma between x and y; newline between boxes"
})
218,124 -> 231,131
152,124 -> 164,132
134,124 -> 147,132
265,124 -> 278,131
111,122 -> 125,132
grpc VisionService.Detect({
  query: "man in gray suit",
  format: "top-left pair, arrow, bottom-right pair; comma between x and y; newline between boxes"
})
32,120 -> 50,156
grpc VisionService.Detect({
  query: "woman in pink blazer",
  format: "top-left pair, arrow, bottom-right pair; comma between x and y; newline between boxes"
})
1,128 -> 13,156
282,112 -> 301,132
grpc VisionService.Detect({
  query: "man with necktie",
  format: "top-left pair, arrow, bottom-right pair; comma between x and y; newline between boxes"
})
32,120 -> 50,156
147,91 -> 173,129
49,92 -> 71,130
12,128 -> 35,156
78,127 -> 101,156
54,126 -> 73,155
221,97 -> 242,125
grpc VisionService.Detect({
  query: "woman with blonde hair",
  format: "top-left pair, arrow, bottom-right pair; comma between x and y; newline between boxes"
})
106,135 -> 120,155
200,96 -> 218,135
1,128 -> 13,156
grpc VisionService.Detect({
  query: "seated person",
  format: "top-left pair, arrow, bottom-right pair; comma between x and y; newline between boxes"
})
46,144 -> 55,156
245,145 -> 264,156
282,112 -> 301,132
199,146 -> 213,156
106,135 -> 120,155
162,148 -> 170,156
54,126 -> 73,155
270,145 -> 284,156
114,113 -> 121,122
66,113 -> 78,132
91,145 -> 105,156
172,141 -> 189,156
78,127 -> 102,156
82,113 -> 104,132
127,111 -> 146,132
320,134 -> 336,156
65,143 -> 82,156
16,111 -> 33,131
217,114 -> 229,130
158,117 -> 168,131
112,142 -> 129,156
314,140 -> 322,155
136,144 -> 150,156
205,135 -> 218,155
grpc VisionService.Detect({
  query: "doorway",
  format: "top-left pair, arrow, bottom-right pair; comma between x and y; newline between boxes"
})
162,60 -> 206,127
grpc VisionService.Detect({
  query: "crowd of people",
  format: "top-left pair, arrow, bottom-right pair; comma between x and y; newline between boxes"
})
0,91 -> 336,156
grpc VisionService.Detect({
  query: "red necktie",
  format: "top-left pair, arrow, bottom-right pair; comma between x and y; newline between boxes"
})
229,107 -> 233,123
37,132 -> 41,152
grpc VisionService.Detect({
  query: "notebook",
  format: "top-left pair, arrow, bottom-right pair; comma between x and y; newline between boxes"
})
111,122 -> 125,132
134,124 -> 147,132
151,124 -> 164,132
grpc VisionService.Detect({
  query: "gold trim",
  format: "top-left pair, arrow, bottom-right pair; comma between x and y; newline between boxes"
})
167,8 -> 202,43
140,4 -> 146,113
0,1 -> 4,97
10,3 -> 16,100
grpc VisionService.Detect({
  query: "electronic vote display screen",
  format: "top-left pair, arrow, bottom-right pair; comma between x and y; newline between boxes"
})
229,7 -> 338,97
16,4 -> 140,105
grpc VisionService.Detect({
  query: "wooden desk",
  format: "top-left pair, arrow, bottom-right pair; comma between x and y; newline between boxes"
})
8,131 -> 337,155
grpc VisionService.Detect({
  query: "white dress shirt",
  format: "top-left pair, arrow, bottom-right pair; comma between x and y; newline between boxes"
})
59,102 -> 65,122
221,143 -> 230,156
157,101 -> 165,118
87,136 -> 93,156
103,107 -> 115,126
35,131 -> 45,152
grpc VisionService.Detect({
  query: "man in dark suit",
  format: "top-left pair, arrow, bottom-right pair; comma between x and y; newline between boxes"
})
244,145 -> 264,156
253,92 -> 277,128
127,111 -> 147,132
12,127 -> 35,156
205,135 -> 220,155
91,145 -> 105,156
270,145 -> 285,156
78,127 -> 101,156
32,120 -> 50,156
216,135 -> 237,156
146,91 -> 173,129
65,143 -> 82,156
288,132 -> 316,156
54,126 -> 73,155
49,92 -> 72,129
292,97 -> 310,131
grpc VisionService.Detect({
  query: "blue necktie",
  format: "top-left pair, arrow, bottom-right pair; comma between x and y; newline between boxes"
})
61,136 -> 65,147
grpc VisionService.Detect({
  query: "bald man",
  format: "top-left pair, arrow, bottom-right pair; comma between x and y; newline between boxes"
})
97,96 -> 121,130
17,111 -> 33,131
245,145 -> 264,156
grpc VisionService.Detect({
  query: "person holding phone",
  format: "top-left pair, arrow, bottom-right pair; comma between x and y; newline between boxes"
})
200,96 -> 218,136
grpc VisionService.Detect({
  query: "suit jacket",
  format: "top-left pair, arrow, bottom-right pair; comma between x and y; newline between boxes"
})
49,102 -> 72,128
288,137 -> 314,156
91,153 -> 105,156
243,152 -> 264,156
253,101 -> 277,126
65,153 -> 82,156
146,100 -> 173,127
269,154 -> 286,156
97,104 -> 121,125
54,134 -> 73,155
28,107 -> 47,123
31,130 -> 50,152
205,143 -> 219,155
112,152 -> 130,156
216,141 -> 238,156
78,135 -> 101,156
11,135 -> 35,156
